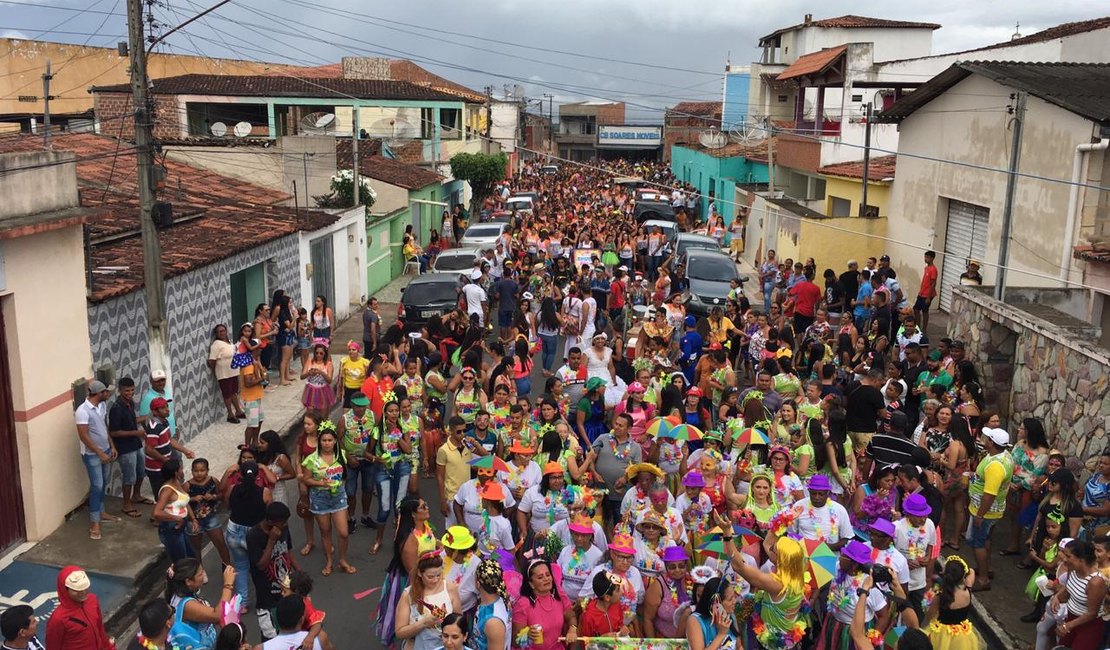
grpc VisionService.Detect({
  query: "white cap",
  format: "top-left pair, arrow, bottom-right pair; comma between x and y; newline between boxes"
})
981,426 -> 1011,447
522,292 -> 534,301
469,269 -> 482,280
64,570 -> 91,591
151,369 -> 167,380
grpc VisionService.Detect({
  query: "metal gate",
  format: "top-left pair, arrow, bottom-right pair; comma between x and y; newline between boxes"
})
940,199 -> 990,312
0,303 -> 27,550
309,236 -> 335,314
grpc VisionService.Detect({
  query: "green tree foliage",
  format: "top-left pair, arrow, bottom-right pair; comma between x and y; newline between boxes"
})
449,152 -> 508,214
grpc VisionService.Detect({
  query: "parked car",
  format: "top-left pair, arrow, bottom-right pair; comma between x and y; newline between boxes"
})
400,274 -> 461,327
634,200 -> 675,223
460,222 -> 507,248
429,247 -> 481,274
505,195 -> 535,213
666,233 -> 721,272
682,250 -> 741,317
540,164 -> 560,175
642,219 -> 679,244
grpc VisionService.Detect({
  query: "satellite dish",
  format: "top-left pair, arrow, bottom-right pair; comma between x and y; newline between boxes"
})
698,129 -> 728,149
233,121 -> 252,138
368,117 -> 419,145
299,112 -> 336,134
728,117 -> 767,145
209,121 -> 227,137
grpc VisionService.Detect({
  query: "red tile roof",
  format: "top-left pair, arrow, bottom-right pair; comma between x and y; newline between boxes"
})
1073,244 -> 1110,264
777,46 -> 848,81
335,139 -> 443,190
388,60 -> 487,103
819,155 -> 897,180
761,15 -> 941,43
92,74 -> 467,102
671,101 -> 722,117
0,133 -> 338,301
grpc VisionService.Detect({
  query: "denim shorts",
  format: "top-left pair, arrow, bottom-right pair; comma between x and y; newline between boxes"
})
186,513 -> 222,535
966,517 -> 997,549
117,448 -> 144,485
308,488 -> 348,515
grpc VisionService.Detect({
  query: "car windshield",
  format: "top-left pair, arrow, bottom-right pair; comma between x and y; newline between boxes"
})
404,282 -> 458,304
688,257 -> 738,281
465,225 -> 502,238
435,254 -> 474,271
678,241 -> 717,255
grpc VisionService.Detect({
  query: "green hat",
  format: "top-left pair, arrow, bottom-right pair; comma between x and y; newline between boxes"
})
704,430 -> 724,442
350,392 -> 370,407
585,377 -> 607,392
928,350 -> 943,361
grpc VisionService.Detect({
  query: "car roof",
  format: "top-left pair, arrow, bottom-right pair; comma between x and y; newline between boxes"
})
642,219 -> 677,229
685,249 -> 735,262
437,247 -> 480,257
407,273 -> 462,286
677,233 -> 718,244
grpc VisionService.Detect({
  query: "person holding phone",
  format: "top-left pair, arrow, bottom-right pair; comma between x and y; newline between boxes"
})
685,576 -> 738,650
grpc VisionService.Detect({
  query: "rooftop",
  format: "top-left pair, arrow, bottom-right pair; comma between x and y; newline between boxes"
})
819,155 -> 897,180
679,137 -> 777,163
879,61 -> 1110,124
760,14 -> 940,45
766,196 -> 826,219
670,101 -> 722,117
335,139 -> 443,190
92,74 -> 467,102
265,59 -> 487,103
0,133 -> 337,301
777,46 -> 847,82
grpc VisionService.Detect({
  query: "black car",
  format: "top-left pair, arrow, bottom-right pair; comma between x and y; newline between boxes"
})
400,274 -> 461,328
634,200 -> 675,223
683,250 -> 741,317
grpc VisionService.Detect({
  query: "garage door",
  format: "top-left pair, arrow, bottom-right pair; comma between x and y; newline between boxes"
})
940,199 -> 989,312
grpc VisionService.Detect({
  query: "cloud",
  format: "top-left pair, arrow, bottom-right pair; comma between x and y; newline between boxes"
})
1,30 -> 30,40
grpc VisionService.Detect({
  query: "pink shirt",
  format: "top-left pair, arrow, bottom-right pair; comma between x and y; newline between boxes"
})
511,593 -> 570,650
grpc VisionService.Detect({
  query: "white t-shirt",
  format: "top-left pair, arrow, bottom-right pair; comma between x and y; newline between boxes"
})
870,544 -> 911,588
463,284 -> 487,325
446,553 -> 480,612
557,545 -> 604,600
549,517 -> 608,555
894,518 -> 936,591
562,297 -> 582,327
498,460 -> 542,496
518,485 -> 570,532
581,297 -> 597,330
478,514 -> 514,555
789,498 -> 854,546
262,631 -> 322,650
75,399 -> 109,456
454,478 -> 517,531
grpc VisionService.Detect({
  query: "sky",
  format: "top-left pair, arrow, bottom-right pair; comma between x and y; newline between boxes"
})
3,0 -> 1106,121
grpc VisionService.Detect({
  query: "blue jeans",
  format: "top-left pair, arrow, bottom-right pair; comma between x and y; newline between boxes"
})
539,333 -> 558,371
648,255 -> 663,281
515,376 -> 532,398
224,521 -> 251,604
345,461 -> 375,501
81,453 -> 109,523
158,522 -> 195,562
373,462 -> 412,524
762,281 -> 774,313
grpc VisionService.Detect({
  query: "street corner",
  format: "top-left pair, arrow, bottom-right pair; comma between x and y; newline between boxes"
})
0,560 -> 131,621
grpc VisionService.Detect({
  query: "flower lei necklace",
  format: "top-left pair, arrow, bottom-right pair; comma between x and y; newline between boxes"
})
566,546 -> 589,572
804,503 -> 838,541
136,635 -> 161,650
609,435 -> 633,460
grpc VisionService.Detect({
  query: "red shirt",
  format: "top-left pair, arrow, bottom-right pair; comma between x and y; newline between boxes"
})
609,279 -> 625,309
789,280 -> 822,317
360,374 -> 394,420
919,264 -> 938,298
579,599 -> 623,637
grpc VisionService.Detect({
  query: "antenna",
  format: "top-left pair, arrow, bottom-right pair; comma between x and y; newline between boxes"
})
698,129 -> 728,149
209,121 -> 227,137
1012,21 -> 1022,40
298,112 -> 336,135
728,116 -> 767,145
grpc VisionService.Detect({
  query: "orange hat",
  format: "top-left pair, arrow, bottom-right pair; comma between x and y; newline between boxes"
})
480,482 -> 506,501
543,461 -> 563,476
508,441 -> 535,455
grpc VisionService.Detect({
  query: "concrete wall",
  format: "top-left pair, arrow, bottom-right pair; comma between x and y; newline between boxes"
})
778,26 -> 934,65
885,74 -> 1098,301
297,207 -> 367,318
823,176 -> 891,217
948,286 -> 1110,460
3,225 -> 93,541
368,180 -> 408,216
164,146 -> 285,193
671,145 -> 769,222
283,136 -> 339,209
0,151 -> 79,219
491,102 -> 520,153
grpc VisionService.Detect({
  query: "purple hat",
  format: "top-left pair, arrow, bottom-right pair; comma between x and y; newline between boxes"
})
661,546 -> 689,563
868,518 -> 896,538
903,494 -> 932,517
682,472 -> 706,488
807,474 -> 832,492
843,540 -> 872,566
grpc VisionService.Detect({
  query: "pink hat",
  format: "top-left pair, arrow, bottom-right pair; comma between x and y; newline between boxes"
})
627,381 -> 646,394
568,515 -> 594,535
608,532 -> 635,555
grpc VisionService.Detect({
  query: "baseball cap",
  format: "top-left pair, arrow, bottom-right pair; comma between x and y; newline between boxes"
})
64,570 -> 91,592
151,369 -> 167,380
880,254 -> 890,262
981,427 -> 1011,447
88,380 -> 112,393
469,269 -> 482,280
150,397 -> 171,410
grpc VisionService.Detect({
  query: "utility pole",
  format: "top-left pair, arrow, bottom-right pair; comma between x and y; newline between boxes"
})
766,119 -> 775,194
351,105 -> 359,210
543,93 -> 554,155
42,60 -> 52,150
128,0 -> 168,371
995,92 -> 1026,302
859,102 -> 872,216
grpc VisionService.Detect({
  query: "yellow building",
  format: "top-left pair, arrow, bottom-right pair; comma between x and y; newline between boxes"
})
818,155 -> 896,218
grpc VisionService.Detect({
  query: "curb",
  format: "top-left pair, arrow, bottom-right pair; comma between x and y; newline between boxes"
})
969,591 -> 1026,650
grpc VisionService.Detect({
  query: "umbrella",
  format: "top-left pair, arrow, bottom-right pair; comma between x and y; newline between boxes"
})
732,525 -> 762,546
733,427 -> 769,447
468,455 -> 512,473
884,626 -> 907,650
696,538 -> 726,556
802,539 -> 838,588
646,416 -> 680,438
665,423 -> 704,441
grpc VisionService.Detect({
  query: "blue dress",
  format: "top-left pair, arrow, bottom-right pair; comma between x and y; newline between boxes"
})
473,598 -> 511,650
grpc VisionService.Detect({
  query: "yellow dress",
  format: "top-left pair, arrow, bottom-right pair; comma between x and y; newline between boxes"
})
926,604 -> 986,650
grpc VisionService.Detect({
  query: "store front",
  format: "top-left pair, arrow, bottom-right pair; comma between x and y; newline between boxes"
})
596,125 -> 663,161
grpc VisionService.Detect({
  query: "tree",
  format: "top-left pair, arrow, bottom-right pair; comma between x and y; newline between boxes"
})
449,152 -> 508,215
314,169 -> 376,216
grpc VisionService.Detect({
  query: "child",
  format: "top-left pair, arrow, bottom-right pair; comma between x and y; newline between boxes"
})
295,308 -> 312,370
1023,510 -> 1063,622
186,458 -> 232,566
883,379 -> 906,413
578,571 -> 629,638
281,570 -> 328,650
476,483 -> 515,557
674,472 -> 712,541
419,396 -> 443,479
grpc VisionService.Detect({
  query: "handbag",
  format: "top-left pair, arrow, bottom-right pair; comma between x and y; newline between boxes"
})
230,351 -> 253,369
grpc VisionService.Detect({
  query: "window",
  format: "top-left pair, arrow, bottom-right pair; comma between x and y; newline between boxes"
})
863,204 -> 879,218
830,196 -> 851,217
777,95 -> 788,103
439,108 -> 462,140
851,94 -> 863,102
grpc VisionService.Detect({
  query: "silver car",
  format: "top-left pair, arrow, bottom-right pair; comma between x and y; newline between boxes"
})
429,247 -> 481,274
460,222 -> 507,248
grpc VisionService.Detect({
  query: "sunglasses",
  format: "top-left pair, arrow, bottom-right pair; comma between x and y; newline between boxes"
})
664,562 -> 685,570
463,375 -> 476,380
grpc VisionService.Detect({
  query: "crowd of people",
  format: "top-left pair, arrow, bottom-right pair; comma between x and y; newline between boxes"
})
50,158 -> 1110,650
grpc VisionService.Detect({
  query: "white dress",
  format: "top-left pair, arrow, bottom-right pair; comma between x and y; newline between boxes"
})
583,345 -> 612,382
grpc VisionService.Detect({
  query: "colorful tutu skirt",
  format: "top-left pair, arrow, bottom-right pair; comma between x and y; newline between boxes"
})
602,250 -> 619,267
926,618 -> 986,650
372,567 -> 408,647
301,376 -> 334,412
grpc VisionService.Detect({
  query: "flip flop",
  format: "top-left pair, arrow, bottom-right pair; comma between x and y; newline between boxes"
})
998,549 -> 1021,556
970,581 -> 991,592
299,543 -> 314,556
101,513 -> 120,522
339,563 -> 358,574
89,528 -> 102,540
321,565 -> 332,577
122,508 -> 141,518
369,541 -> 382,555
137,497 -> 155,505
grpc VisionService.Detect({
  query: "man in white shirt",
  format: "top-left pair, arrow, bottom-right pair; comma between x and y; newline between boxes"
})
75,380 -> 119,540
894,494 -> 936,618
462,270 -> 488,327
790,474 -> 854,550
453,469 -> 517,532
865,518 -> 911,594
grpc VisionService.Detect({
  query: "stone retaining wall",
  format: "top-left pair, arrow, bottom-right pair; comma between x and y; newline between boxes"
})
948,286 -> 1110,459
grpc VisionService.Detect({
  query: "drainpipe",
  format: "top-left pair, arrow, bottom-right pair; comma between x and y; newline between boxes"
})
1062,138 -> 1110,281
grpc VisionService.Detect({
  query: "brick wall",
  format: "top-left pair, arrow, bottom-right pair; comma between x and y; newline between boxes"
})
94,92 -> 181,139
775,133 -> 820,173
595,103 -> 626,125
